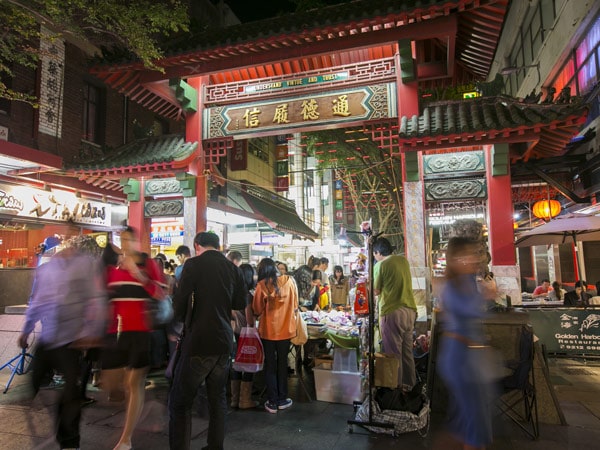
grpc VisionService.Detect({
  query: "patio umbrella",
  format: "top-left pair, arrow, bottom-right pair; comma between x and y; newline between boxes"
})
515,214 -> 600,281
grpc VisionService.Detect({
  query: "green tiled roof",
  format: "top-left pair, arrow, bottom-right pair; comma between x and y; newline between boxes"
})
164,0 -> 444,56
70,134 -> 197,171
400,96 -> 587,138
242,189 -> 318,240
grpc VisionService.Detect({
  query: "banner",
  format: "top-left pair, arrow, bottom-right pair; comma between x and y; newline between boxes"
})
528,308 -> 600,355
0,182 -> 111,227
204,83 -> 397,138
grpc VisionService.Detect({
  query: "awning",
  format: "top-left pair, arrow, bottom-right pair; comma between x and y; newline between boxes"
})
241,187 -> 318,241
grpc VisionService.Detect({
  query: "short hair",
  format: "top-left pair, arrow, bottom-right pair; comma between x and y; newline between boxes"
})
194,231 -> 219,249
226,250 -> 243,263
175,245 -> 191,257
155,252 -> 167,262
373,237 -> 395,256
320,257 -> 329,265
575,280 -> 586,288
541,278 -> 550,284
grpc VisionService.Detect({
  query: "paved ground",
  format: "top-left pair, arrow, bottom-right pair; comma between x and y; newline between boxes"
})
1,313 -> 600,449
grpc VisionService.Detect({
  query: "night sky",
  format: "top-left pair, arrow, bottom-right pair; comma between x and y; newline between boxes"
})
225,0 -> 297,23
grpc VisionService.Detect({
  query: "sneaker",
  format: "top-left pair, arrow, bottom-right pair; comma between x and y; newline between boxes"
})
264,400 -> 278,414
278,398 -> 293,410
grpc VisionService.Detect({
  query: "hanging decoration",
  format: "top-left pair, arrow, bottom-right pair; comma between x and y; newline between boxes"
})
532,199 -> 561,220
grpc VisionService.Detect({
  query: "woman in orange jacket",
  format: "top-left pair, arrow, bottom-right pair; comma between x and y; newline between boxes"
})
252,258 -> 298,413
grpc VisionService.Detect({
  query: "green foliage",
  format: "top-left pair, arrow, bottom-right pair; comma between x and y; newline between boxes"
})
303,128 -> 405,244
0,0 -> 189,103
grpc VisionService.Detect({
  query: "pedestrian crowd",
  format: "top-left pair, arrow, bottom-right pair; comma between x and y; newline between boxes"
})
20,227 -> 521,450
19,227 -> 370,450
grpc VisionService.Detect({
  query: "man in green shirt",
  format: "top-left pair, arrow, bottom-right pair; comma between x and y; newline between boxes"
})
373,237 -> 417,391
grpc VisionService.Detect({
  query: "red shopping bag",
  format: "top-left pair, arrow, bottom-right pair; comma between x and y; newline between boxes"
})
232,327 -> 264,373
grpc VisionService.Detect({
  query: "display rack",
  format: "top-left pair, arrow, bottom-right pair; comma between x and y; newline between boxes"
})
346,225 -> 393,433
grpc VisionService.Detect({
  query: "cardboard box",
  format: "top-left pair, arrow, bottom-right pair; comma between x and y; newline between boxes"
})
374,352 -> 399,388
313,364 -> 363,405
314,355 -> 333,370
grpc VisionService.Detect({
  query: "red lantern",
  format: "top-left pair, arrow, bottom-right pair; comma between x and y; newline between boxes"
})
532,200 -> 561,220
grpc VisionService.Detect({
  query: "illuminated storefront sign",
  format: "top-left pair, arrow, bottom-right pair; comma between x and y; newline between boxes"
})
0,182 -> 111,227
204,83 -> 397,138
428,212 -> 485,226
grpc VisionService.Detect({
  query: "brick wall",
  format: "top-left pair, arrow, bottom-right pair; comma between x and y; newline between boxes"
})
2,42 -> 184,163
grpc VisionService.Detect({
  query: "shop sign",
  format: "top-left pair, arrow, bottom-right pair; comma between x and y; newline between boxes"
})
276,145 -> 288,160
275,176 -> 289,192
428,212 -> 484,226
204,83 -> 397,138
0,182 -> 111,226
229,140 -> 248,171
528,309 -> 600,356
276,160 -> 288,177
150,236 -> 172,245
260,232 -> 291,245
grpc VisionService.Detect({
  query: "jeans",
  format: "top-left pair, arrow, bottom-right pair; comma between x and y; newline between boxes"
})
168,350 -> 230,450
32,343 -> 82,449
262,338 -> 290,405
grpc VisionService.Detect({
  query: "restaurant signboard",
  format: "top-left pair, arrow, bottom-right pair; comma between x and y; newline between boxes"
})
203,83 -> 397,138
0,182 -> 111,227
528,308 -> 600,356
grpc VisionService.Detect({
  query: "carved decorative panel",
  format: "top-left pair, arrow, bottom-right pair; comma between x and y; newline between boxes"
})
425,178 -> 487,201
145,178 -> 183,196
144,200 -> 184,217
423,151 -> 485,176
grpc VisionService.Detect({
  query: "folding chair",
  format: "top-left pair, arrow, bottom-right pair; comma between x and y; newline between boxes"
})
497,325 -> 539,439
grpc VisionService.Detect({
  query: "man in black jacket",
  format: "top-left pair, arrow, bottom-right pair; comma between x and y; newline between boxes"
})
168,232 -> 246,450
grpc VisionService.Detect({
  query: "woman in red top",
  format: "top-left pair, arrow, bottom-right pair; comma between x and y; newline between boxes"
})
102,227 -> 165,450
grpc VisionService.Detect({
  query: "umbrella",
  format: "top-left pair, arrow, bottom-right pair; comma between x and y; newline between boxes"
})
515,214 -> 600,281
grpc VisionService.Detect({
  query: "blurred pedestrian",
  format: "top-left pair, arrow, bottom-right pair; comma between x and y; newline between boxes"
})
101,226 -> 166,450
169,232 -> 246,450
437,236 -> 495,450
252,258 -> 298,413
18,235 -> 106,450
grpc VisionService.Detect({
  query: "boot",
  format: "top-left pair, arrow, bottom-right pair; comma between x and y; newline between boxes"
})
230,379 -> 241,408
239,381 -> 259,409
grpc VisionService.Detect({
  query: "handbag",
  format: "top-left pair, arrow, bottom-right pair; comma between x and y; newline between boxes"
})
232,327 -> 264,373
148,295 -> 174,329
291,310 -> 308,346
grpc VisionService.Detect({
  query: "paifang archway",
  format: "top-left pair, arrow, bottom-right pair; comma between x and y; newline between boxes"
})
88,0 -> 587,278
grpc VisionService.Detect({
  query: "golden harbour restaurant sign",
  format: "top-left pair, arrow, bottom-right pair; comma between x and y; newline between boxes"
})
0,182 -> 111,227
203,83 -> 397,138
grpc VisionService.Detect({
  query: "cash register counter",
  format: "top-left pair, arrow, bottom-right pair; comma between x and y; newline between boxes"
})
429,309 -> 566,425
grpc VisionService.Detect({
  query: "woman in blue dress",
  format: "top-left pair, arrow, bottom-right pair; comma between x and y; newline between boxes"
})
437,236 -> 495,450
